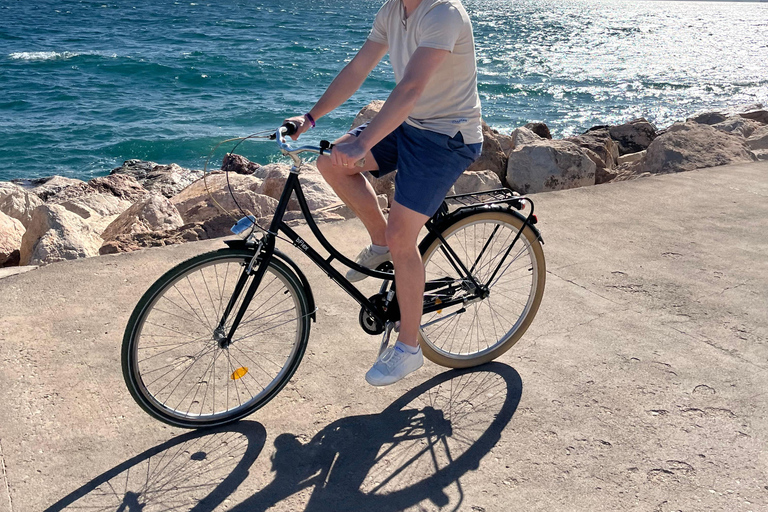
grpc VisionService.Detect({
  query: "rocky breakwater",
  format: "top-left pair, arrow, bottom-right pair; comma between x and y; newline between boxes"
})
0,158 -> 347,269
1,103 -> 765,270
354,102 -> 764,200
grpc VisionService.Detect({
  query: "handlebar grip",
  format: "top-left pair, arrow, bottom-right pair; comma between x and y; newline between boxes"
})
323,142 -> 365,167
281,121 -> 298,137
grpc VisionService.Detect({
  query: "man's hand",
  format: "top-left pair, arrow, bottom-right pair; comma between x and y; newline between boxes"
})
330,139 -> 368,169
282,114 -> 313,141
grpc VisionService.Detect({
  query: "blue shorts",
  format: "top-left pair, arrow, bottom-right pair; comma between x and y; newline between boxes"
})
348,122 -> 482,217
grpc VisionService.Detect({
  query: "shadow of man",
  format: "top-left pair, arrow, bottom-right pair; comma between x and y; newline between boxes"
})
233,362 -> 522,512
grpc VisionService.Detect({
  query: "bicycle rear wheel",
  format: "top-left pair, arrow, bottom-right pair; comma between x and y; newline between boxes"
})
419,210 -> 545,368
122,248 -> 311,428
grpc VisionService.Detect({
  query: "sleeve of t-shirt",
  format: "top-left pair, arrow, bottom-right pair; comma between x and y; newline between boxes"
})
417,3 -> 464,52
368,4 -> 389,45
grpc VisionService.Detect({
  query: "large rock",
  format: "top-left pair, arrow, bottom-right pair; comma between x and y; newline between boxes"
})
450,170 -> 503,195
738,109 -> 768,125
221,154 -> 260,175
608,118 -> 657,155
506,140 -> 596,194
524,122 -> 552,139
747,125 -> 768,161
567,129 -> 619,170
101,194 -> 184,241
110,160 -> 204,198
510,127 -> 542,150
100,226 -> 206,255
639,122 -> 758,175
100,213 -> 273,255
59,193 -> 132,219
712,117 -> 762,138
58,194 -> 133,236
688,111 -> 728,125
22,174 -> 148,204
25,176 -> 88,202
466,121 -> 507,178
618,150 -> 646,166
254,163 -> 341,211
172,173 -> 278,224
19,204 -> 103,266
87,174 -> 148,203
0,211 -> 24,266
746,125 -> 768,151
0,182 -> 22,201
0,188 -> 44,228
350,100 -> 385,130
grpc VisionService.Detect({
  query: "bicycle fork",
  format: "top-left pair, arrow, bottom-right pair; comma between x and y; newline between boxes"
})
214,236 -> 275,348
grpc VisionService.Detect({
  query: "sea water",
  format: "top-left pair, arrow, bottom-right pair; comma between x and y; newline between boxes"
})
1,0 -> 766,181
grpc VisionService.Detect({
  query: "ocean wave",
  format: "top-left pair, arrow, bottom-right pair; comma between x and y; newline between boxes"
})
8,51 -> 79,61
7,51 -> 118,61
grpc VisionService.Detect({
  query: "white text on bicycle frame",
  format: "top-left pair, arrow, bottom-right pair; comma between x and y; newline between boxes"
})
294,236 -> 309,252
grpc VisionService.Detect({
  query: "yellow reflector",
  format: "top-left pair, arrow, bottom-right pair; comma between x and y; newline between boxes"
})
435,298 -> 443,314
231,367 -> 248,380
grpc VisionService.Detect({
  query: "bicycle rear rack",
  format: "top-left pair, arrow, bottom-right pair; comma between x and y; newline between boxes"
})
444,187 -> 525,211
427,186 -> 541,243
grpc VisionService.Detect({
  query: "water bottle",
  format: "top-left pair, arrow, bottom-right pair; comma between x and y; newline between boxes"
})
231,215 -> 257,235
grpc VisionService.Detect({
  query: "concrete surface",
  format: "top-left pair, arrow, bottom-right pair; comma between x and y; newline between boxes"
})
0,161 -> 766,512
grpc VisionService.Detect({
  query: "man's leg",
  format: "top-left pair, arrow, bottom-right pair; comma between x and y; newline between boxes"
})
385,200 -> 430,347
316,133 -> 388,246
364,199 -> 427,386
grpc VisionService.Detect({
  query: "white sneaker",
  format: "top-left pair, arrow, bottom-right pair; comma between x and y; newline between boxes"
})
346,244 -> 391,282
366,343 -> 424,387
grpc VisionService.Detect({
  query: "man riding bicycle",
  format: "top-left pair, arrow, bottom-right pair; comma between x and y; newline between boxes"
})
285,0 -> 483,386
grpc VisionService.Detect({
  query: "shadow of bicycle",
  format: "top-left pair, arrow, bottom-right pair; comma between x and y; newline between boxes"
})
46,362 -> 522,512
44,422 -> 267,512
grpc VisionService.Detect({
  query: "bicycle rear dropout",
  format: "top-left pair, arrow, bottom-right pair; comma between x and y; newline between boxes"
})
121,123 -> 545,428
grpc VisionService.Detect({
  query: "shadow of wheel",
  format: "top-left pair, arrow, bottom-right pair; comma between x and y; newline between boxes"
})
359,362 -> 523,511
44,421 -> 267,512
230,362 -> 522,512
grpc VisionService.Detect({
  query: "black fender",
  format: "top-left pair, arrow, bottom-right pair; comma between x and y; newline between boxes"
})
419,204 -> 542,256
224,239 -> 317,322
272,249 -> 317,322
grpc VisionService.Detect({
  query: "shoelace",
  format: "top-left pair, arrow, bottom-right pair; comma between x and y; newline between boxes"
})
378,346 -> 408,370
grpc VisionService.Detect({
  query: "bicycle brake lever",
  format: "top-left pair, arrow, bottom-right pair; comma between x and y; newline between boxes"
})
319,141 -> 365,167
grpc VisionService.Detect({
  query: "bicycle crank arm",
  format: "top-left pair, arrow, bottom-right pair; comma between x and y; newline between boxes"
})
378,321 -> 396,357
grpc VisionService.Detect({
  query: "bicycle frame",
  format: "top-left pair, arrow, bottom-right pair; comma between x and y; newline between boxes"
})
216,126 -> 538,345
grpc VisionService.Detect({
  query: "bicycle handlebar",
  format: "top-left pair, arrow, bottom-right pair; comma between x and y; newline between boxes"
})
273,123 -> 365,168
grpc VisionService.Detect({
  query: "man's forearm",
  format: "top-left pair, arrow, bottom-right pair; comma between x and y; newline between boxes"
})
308,64 -> 368,120
308,40 -> 388,121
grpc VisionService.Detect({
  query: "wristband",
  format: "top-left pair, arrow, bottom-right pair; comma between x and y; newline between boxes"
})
304,112 -> 316,128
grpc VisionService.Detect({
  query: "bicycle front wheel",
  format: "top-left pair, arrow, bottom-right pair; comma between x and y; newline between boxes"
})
419,210 -> 545,368
122,248 -> 311,428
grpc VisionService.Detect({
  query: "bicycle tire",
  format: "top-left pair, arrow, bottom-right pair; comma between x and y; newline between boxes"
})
122,248 -> 311,428
418,209 -> 545,368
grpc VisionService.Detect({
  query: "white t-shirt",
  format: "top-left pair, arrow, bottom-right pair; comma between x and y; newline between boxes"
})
368,0 -> 483,144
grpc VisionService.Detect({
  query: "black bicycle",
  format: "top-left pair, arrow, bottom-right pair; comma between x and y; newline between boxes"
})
121,123 -> 545,428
